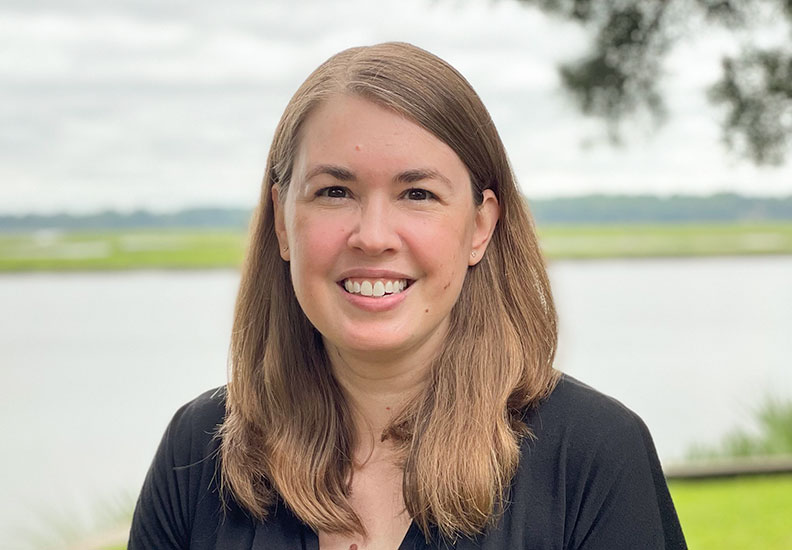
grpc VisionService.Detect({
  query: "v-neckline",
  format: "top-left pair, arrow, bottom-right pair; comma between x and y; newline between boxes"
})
304,519 -> 423,550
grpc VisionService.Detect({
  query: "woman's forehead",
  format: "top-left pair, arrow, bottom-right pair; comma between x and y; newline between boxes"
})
294,95 -> 467,180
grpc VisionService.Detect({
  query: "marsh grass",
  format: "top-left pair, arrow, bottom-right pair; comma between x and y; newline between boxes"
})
687,397 -> 792,459
20,492 -> 134,550
0,229 -> 247,271
537,222 -> 792,258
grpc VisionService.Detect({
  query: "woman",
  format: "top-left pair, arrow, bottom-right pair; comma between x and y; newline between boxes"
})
129,42 -> 686,549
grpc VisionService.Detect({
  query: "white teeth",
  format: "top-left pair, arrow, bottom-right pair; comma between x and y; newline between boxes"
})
342,278 -> 409,297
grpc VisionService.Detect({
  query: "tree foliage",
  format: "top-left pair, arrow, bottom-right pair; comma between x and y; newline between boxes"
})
518,0 -> 792,165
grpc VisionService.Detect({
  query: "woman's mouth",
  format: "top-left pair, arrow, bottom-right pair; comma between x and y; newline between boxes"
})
340,278 -> 413,297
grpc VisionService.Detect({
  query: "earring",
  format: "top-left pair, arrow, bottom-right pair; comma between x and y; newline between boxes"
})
282,245 -> 289,251
471,251 -> 477,258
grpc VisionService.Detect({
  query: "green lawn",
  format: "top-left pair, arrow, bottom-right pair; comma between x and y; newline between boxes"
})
669,475 -> 792,549
2,223 -> 792,272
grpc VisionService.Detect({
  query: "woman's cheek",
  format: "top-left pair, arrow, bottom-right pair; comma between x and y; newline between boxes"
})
298,214 -> 350,261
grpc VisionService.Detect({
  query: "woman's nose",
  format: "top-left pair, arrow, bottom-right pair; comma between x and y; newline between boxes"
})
347,201 -> 401,255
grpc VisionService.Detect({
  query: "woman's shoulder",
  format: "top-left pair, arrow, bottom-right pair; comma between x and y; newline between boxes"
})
529,373 -> 651,442
520,372 -> 662,473
173,385 -> 227,426
162,386 -> 228,461
129,387 -> 231,549
509,374 -> 685,549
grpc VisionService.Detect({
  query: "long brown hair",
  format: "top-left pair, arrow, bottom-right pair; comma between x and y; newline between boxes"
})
219,42 -> 559,541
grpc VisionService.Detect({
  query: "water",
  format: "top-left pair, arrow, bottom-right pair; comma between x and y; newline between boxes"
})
1,257 -> 790,546
1,270 -> 234,547
550,257 -> 792,464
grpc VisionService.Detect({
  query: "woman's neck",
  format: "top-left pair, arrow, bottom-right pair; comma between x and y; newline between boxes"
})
325,344 -> 432,461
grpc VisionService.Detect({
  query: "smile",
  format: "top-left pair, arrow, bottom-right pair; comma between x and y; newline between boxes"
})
341,278 -> 412,297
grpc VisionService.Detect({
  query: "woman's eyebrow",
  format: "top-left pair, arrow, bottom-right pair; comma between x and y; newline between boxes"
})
304,164 -> 452,188
395,168 -> 452,188
305,164 -> 356,182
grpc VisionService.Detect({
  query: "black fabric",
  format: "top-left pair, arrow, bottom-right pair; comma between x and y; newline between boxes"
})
128,375 -> 687,549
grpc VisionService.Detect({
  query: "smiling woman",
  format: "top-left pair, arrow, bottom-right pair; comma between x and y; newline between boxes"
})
128,42 -> 686,550
272,95 -> 499,359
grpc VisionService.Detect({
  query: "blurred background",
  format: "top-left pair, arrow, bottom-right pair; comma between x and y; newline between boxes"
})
1,1 -> 790,548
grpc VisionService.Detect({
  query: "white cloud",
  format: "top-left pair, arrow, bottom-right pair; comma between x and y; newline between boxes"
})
0,0 -> 789,214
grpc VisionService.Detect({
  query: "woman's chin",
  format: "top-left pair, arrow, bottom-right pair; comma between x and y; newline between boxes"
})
320,326 -> 416,360
333,335 -> 410,357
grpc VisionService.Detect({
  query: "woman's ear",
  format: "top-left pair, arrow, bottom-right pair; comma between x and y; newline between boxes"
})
469,189 -> 499,266
271,186 -> 290,261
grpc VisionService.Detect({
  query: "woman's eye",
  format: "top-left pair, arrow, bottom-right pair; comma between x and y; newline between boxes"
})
318,186 -> 348,199
405,188 -> 433,201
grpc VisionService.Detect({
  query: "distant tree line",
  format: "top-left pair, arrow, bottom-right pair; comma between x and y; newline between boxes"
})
0,194 -> 790,232
528,193 -> 792,224
0,207 -> 252,232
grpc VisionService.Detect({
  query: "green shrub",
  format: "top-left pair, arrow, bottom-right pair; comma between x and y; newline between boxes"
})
688,397 -> 792,459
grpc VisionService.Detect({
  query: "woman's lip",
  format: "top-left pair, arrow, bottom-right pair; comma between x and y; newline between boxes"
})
336,268 -> 414,282
337,280 -> 412,311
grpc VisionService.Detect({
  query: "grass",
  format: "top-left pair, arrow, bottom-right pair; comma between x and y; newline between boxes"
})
1,222 -> 792,271
537,222 -> 792,259
669,475 -> 792,549
0,228 -> 247,272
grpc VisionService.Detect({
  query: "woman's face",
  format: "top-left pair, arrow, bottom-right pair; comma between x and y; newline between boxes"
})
273,94 -> 498,364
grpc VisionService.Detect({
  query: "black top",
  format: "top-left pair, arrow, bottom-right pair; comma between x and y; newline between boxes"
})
128,375 -> 687,549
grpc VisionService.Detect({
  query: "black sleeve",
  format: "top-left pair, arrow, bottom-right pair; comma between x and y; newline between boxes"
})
567,409 -> 686,550
127,388 -> 226,550
127,401 -> 194,550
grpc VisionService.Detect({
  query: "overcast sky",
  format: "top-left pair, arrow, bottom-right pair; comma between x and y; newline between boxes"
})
2,0 -> 790,215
